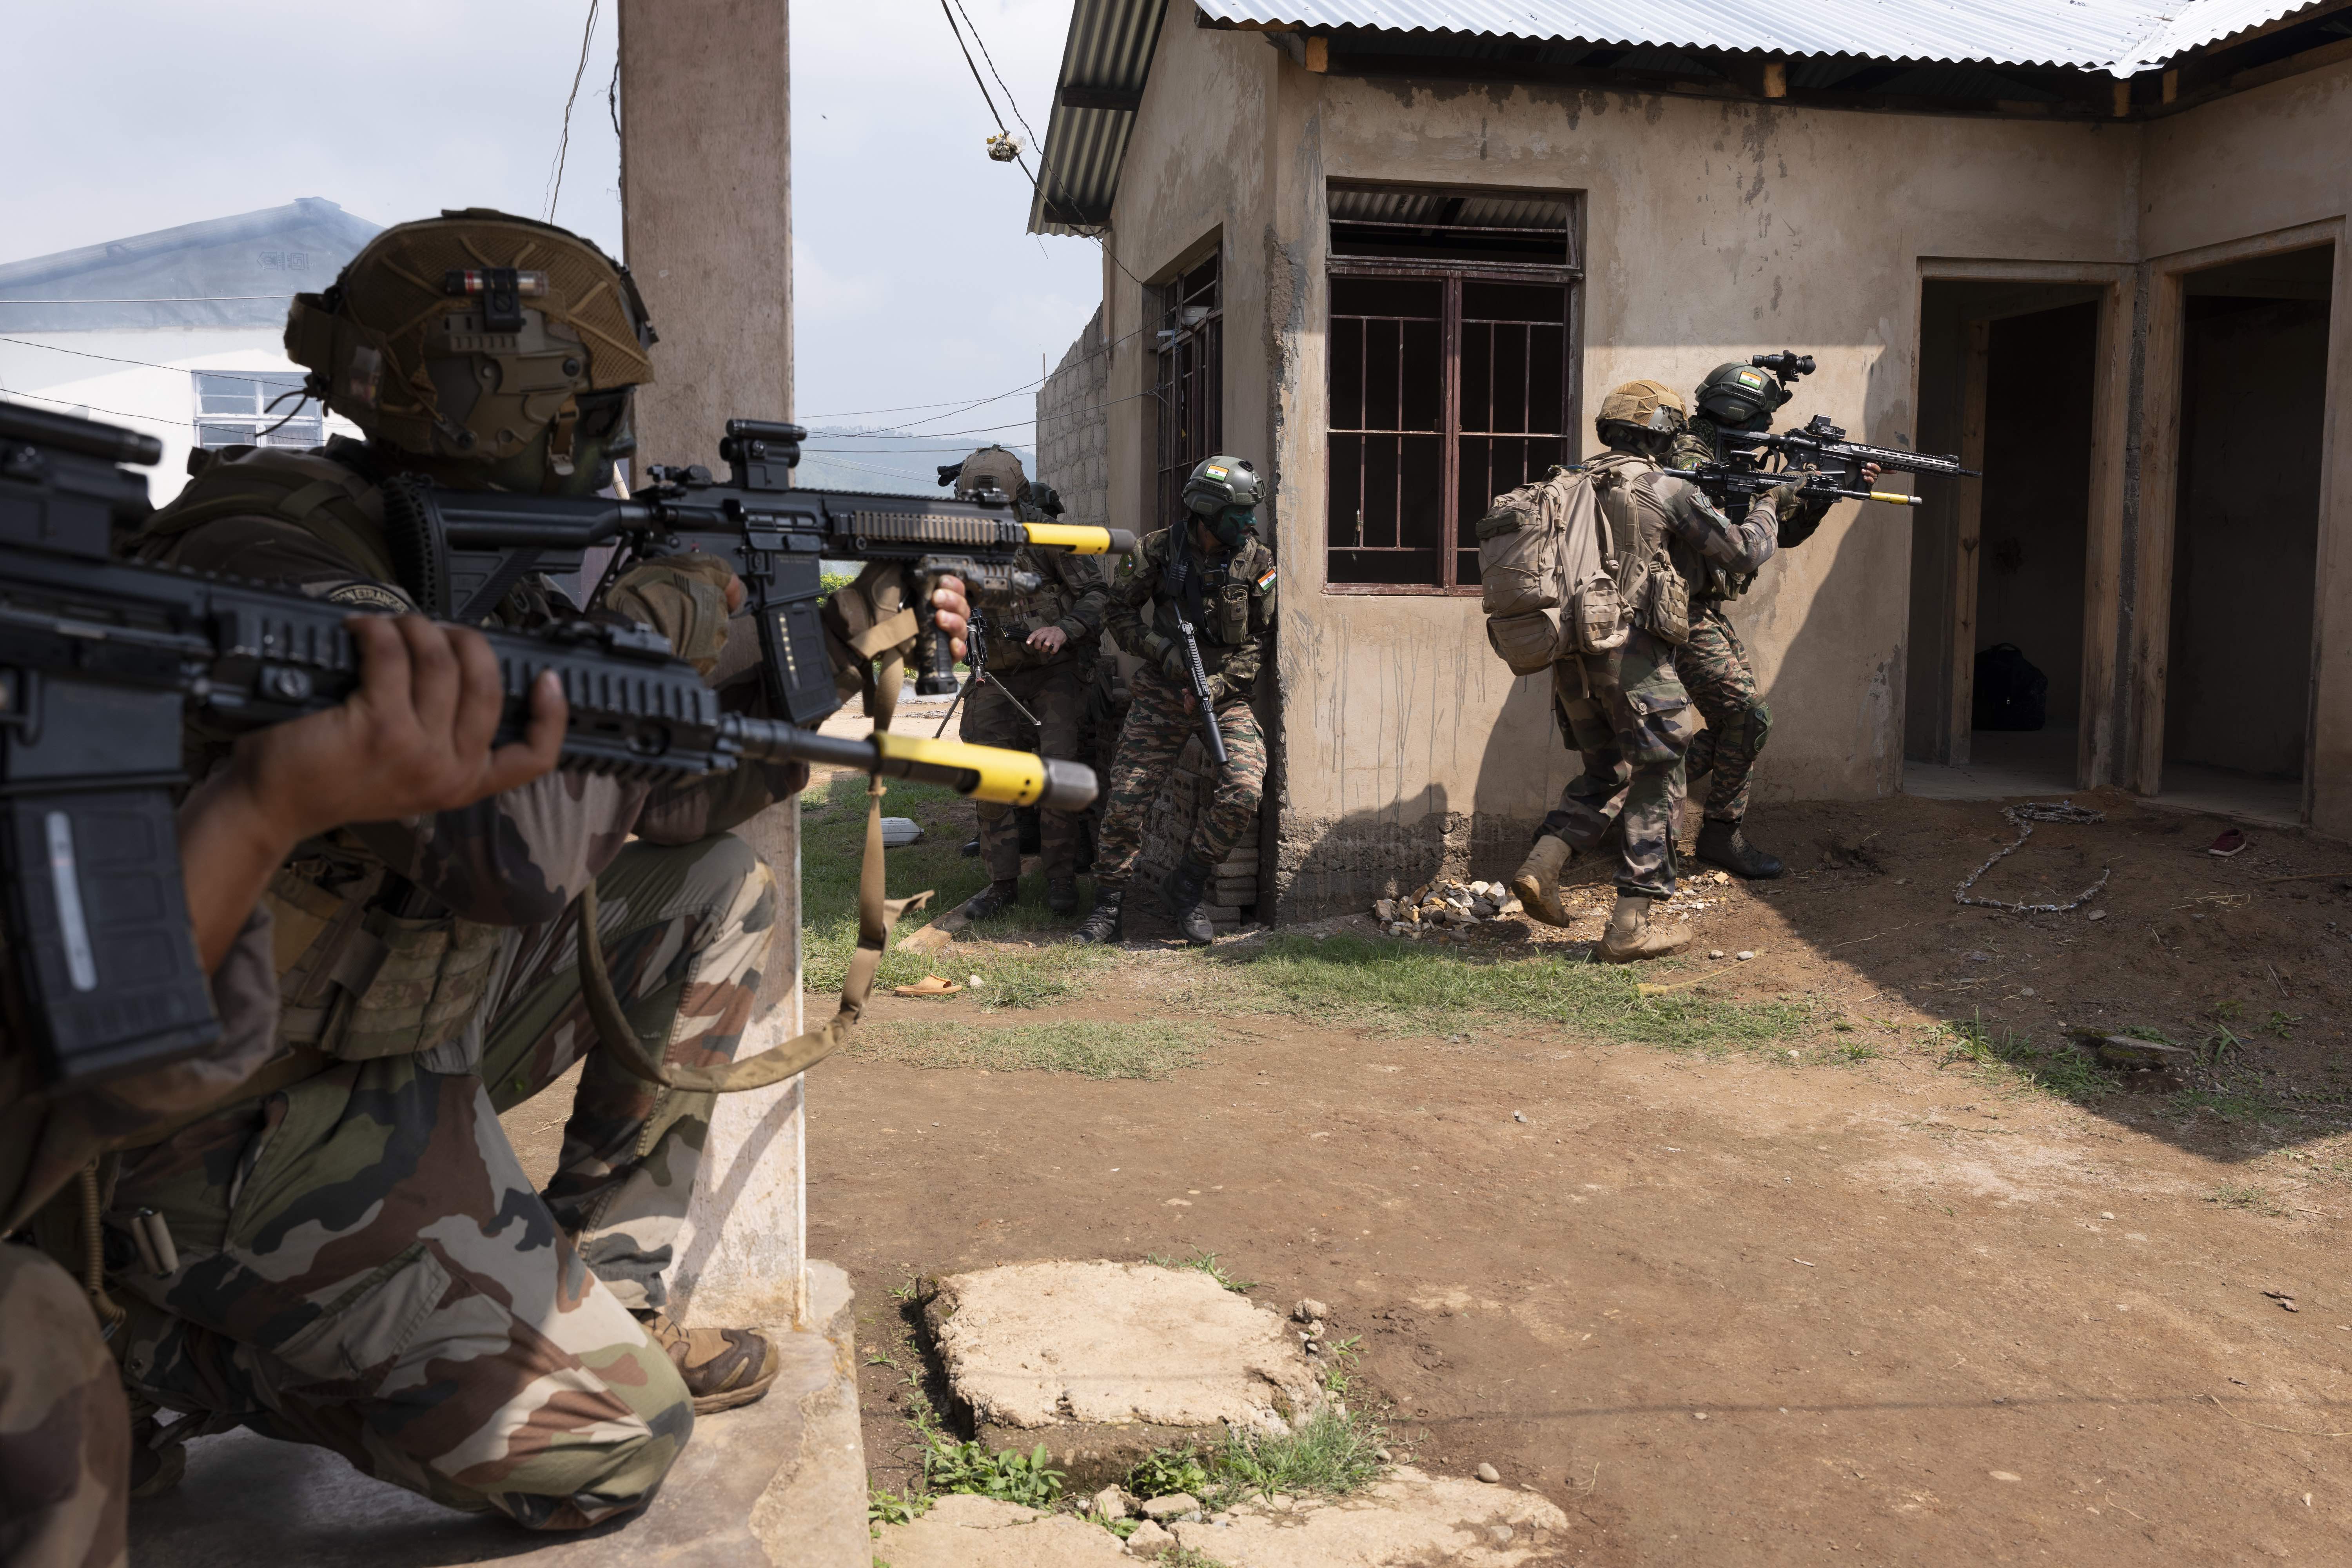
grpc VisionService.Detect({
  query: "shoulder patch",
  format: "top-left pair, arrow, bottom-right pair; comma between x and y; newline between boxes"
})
323,582 -> 412,612
1254,566 -> 1278,593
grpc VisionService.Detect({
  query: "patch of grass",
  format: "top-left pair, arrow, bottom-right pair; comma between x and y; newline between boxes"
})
921,1439 -> 1065,1509
1931,1014 -> 2105,1099
800,773 -> 1084,995
1125,1447 -> 1212,1501
2164,1085 -> 2271,1123
1318,1336 -> 1366,1399
2265,1011 -> 2302,1040
847,1020 -> 1211,1079
1209,1406 -> 1387,1507
1201,933 -> 1811,1049
820,569 -> 858,597
969,944 -> 1119,1010
2206,1181 -> 2284,1216
1142,1249 -> 1259,1292
1835,1039 -> 1882,1063
1162,1550 -> 1232,1568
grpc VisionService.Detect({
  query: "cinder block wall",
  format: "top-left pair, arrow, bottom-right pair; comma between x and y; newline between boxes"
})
1034,305 -> 1108,528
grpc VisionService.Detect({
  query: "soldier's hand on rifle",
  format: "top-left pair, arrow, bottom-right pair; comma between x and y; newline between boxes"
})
933,573 -> 971,660
1862,462 -> 1882,483
177,615 -> 567,966
1027,624 -> 1068,655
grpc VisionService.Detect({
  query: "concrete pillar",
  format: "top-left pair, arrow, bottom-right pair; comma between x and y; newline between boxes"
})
617,0 -> 807,1330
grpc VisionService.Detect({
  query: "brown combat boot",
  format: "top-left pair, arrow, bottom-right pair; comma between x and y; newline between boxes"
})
637,1310 -> 781,1414
1596,894 -> 1691,963
1511,833 -> 1574,926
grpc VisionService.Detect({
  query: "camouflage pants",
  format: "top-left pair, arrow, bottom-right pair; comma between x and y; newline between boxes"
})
1678,604 -> 1771,823
1539,630 -> 1695,899
0,1244 -> 127,1568
961,661 -> 1088,882
1093,665 -> 1266,887
104,833 -> 775,1529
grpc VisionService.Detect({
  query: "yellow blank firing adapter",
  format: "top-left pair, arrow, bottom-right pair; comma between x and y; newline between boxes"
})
871,733 -> 1098,810
1023,522 -> 1137,555
1871,492 -> 1925,507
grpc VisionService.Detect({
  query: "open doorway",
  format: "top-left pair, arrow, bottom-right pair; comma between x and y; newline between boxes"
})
1906,279 -> 2103,798
2158,244 -> 2333,824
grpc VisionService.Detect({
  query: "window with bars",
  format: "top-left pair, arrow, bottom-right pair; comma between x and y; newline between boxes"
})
193,370 -> 320,450
1153,252 -> 1222,533
1325,185 -> 1581,592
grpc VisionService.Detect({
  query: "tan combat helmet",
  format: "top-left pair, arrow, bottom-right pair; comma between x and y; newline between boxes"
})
1595,378 -> 1689,440
952,444 -> 1030,502
284,209 -> 655,476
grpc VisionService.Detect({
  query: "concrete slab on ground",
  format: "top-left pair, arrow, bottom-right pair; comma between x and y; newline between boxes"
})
927,1260 -> 1322,1488
128,1262 -> 867,1568
871,1471 -> 1571,1567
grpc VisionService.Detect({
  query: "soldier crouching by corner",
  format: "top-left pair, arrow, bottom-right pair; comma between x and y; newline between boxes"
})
1077,457 -> 1275,947
944,446 -> 1108,920
1666,361 -> 1882,880
3,615 -> 567,1566
1508,381 -> 1789,962
81,210 -> 969,1530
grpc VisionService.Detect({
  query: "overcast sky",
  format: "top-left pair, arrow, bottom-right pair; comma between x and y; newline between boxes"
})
0,0 -> 1098,452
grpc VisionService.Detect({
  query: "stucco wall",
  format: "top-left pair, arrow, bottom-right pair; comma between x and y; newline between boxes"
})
1096,20 -> 2352,915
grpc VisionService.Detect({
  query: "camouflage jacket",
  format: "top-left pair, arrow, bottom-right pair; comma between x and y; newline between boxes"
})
1,909 -> 279,1235
1586,449 -> 1780,589
1670,419 -> 1831,601
1105,523 -> 1276,701
976,533 -> 1109,676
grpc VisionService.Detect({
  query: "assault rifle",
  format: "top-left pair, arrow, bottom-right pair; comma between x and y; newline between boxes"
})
1173,619 -> 1228,767
0,401 -> 1096,1093
1687,350 -> 1978,512
376,419 -> 1135,728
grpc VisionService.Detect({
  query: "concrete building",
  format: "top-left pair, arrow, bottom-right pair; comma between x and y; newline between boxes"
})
1027,0 -> 2352,919
0,198 -> 378,502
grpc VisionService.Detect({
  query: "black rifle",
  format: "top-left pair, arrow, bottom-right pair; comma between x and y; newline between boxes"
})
0,401 -> 1096,1093
931,612 -> 1040,739
377,419 -> 1133,729
1173,619 -> 1228,767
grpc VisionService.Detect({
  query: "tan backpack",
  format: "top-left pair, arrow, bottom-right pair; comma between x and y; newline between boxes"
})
1474,463 -> 1632,675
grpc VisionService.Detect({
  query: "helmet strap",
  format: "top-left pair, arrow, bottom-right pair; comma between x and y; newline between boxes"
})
546,396 -> 580,478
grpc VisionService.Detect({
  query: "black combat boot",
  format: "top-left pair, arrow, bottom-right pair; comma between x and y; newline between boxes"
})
1695,820 -> 1784,880
1074,888 -> 1124,946
1161,856 -> 1217,946
1046,876 -> 1080,915
959,836 -> 982,858
958,879 -> 1021,920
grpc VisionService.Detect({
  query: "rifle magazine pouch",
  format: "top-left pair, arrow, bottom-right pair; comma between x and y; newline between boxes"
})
1474,493 -> 1560,617
1569,574 -> 1631,654
1641,563 -> 1691,646
1485,609 -> 1565,676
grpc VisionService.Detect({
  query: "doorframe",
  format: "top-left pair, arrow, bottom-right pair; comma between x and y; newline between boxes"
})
2129,219 -> 2345,822
1913,260 -> 2138,785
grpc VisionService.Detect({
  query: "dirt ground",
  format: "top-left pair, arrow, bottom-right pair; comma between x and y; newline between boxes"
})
802,788 -> 2352,1564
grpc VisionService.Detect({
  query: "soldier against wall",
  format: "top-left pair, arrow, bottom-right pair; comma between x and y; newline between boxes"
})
1665,361 -> 1881,880
944,446 -> 1108,920
1077,456 -> 1276,947
1508,381 -> 1789,962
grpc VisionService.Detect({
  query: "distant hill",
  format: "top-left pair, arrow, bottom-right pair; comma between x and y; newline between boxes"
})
789,426 -> 1034,497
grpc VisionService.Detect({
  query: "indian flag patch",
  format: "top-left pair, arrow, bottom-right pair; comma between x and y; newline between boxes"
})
1255,566 -> 1278,592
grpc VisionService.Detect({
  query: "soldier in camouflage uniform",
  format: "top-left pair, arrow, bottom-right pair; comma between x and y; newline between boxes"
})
1509,381 -> 1788,962
82,212 -> 968,1531
1665,362 -> 1880,880
3,615 -> 566,1562
1078,456 -> 1275,947
945,447 -> 1108,920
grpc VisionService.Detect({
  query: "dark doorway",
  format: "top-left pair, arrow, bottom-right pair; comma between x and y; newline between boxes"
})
2161,243 -> 2333,821
1906,280 -> 2102,796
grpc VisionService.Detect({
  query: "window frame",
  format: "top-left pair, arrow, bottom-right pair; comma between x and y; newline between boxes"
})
191,369 -> 322,451
1323,194 -> 1585,597
1152,250 -> 1223,535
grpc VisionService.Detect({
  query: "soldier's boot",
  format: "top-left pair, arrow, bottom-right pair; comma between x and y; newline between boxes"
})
128,1414 -> 188,1499
960,836 -> 982,858
1046,877 -> 1081,916
637,1310 -> 780,1415
1695,819 -> 1785,880
1596,894 -> 1691,964
1074,889 -> 1124,946
958,879 -> 1022,921
1510,833 -> 1575,927
1161,857 -> 1217,946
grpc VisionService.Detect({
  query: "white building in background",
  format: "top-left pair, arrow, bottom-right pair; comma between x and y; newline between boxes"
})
0,198 -> 380,502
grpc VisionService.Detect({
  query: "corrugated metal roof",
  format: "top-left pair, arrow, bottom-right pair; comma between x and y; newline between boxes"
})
1194,0 -> 2324,74
1027,0 -> 1171,234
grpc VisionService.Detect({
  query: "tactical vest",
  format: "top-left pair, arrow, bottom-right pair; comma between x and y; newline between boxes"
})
982,539 -> 1094,675
1152,532 -> 1270,654
133,446 -> 508,1065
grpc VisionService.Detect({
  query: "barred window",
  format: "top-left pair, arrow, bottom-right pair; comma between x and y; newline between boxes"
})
1154,252 -> 1221,533
1325,185 -> 1582,593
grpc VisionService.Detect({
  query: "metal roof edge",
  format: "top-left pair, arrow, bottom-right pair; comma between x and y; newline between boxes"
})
0,198 -> 381,289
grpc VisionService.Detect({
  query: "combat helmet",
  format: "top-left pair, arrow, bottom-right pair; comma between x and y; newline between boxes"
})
284,209 -> 655,488
949,444 -> 1029,502
1692,361 -> 1789,430
1181,455 -> 1263,516
1594,379 -> 1689,442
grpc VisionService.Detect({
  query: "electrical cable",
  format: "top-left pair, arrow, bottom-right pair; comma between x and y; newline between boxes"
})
950,0 -> 1040,147
544,0 -> 604,222
0,295 -> 291,304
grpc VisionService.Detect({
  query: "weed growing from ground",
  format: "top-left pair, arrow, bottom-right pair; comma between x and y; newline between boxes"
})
922,1440 -> 1065,1508
1125,1447 -> 1212,1501
867,1487 -> 928,1531
1202,933 -> 1810,1049
1209,1406 -> 1387,1506
1318,1336 -> 1366,1399
2207,1181 -> 2285,1216
1143,1249 -> 1259,1293
1931,1014 -> 2103,1098
848,1020 -> 1211,1079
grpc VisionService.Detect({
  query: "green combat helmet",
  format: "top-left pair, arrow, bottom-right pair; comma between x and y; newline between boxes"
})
283,209 -> 657,495
1692,361 -> 1790,432
1181,455 -> 1262,546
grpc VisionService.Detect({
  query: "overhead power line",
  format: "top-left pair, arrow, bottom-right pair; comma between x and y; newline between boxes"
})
544,0 -> 604,222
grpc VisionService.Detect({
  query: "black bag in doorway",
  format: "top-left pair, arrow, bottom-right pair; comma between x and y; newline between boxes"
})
1972,643 -> 2049,731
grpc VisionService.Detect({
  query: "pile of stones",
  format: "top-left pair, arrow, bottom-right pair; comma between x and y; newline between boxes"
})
1372,878 -> 1523,938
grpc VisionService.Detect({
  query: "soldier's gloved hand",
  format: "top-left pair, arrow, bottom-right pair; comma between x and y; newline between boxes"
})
1762,480 -> 1804,518
608,553 -> 743,677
